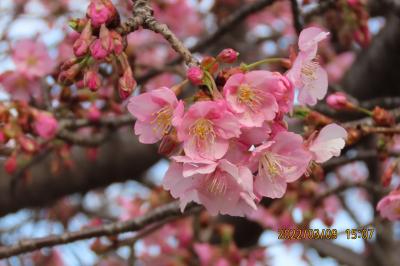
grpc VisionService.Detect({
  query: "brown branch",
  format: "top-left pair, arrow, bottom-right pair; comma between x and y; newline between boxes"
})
290,0 -> 303,35
56,129 -> 111,147
143,17 -> 197,66
115,0 -> 151,35
304,240 -> 364,266
99,219 -> 170,253
313,181 -> 387,206
0,201 -> 202,259
0,131 -> 160,216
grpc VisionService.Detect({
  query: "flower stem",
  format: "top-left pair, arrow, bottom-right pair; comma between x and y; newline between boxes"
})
204,71 -> 222,99
242,58 -> 286,71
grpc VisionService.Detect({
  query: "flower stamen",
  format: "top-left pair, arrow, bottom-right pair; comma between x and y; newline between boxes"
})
237,84 -> 262,111
151,105 -> 173,135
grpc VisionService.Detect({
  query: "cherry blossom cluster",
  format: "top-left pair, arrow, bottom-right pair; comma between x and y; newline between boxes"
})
59,0 -> 136,99
127,27 -> 348,216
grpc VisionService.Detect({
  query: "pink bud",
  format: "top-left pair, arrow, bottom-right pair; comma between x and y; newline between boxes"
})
84,69 -> 101,91
326,92 -> 348,110
0,131 -> 6,144
90,39 -> 109,60
58,63 -> 81,85
5,155 -> 17,175
118,68 -> 136,99
217,48 -> 239,63
34,112 -> 59,140
99,24 -> 113,52
88,104 -> 101,121
18,136 -> 37,153
87,0 -> 119,28
187,66 -> 204,85
111,31 -> 124,54
73,21 -> 93,57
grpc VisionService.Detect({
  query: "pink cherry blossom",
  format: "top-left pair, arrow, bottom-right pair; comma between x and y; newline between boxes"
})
377,190 -> 400,221
12,39 -> 54,78
262,71 -> 294,114
177,100 -> 241,160
239,122 -> 272,146
163,157 -> 257,216
308,123 -> 347,163
34,112 -> 59,140
250,131 -> 312,198
286,27 -> 329,106
153,0 -> 203,38
0,71 -> 42,102
127,87 -> 182,144
326,52 -> 355,83
223,71 -> 278,127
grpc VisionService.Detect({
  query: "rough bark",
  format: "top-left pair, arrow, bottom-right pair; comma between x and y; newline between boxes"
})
0,131 -> 159,216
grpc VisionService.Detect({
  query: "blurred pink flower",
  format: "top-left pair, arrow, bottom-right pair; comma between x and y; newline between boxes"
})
0,71 -> 42,102
286,27 -> 329,106
153,0 -> 203,38
12,39 -> 54,78
308,123 -> 347,163
34,112 -> 59,140
326,52 -> 355,83
377,190 -> 400,221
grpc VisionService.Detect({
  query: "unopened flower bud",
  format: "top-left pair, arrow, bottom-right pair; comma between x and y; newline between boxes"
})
111,31 -> 124,54
0,131 -> 6,144
372,106 -> 395,127
60,57 -> 79,71
381,161 -> 396,187
118,67 -> 136,99
4,155 -> 17,175
201,56 -> 219,74
58,63 -> 81,85
87,0 -> 119,28
34,112 -> 59,140
326,92 -> 350,110
90,39 -> 109,60
217,48 -> 239,63
18,136 -> 38,153
88,104 -> 101,121
99,24 -> 113,52
346,127 -> 361,145
84,68 -> 101,91
187,66 -> 204,85
73,21 -> 93,57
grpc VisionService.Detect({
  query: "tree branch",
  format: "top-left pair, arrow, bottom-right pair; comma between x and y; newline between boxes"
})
0,201 -> 202,259
290,0 -> 303,35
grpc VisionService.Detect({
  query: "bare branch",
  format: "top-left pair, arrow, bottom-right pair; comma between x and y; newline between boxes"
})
290,0 -> 303,35
0,201 -> 202,259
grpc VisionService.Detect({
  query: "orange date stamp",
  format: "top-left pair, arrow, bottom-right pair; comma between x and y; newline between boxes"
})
278,228 -> 338,240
